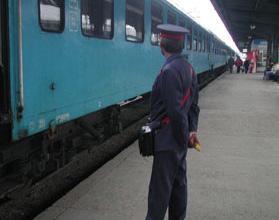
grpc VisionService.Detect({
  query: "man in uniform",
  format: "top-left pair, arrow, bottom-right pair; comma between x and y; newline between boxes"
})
146,24 -> 200,220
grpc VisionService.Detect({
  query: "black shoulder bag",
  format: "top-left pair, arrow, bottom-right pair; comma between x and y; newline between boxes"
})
138,124 -> 154,157
138,120 -> 161,157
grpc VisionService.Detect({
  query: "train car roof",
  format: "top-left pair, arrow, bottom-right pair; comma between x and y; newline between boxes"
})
164,0 -> 234,52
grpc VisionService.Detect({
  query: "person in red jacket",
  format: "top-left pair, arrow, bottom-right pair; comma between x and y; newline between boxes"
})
235,56 -> 243,73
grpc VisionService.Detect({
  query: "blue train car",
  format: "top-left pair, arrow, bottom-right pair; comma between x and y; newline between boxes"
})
0,0 -> 233,169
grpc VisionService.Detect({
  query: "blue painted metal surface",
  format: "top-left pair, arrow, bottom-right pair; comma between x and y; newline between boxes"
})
6,0 -> 232,141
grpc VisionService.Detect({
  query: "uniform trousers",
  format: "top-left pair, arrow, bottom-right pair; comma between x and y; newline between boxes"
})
229,65 -> 233,73
146,149 -> 187,220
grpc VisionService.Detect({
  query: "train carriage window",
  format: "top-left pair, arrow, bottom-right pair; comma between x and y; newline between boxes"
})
151,0 -> 163,45
39,0 -> 65,32
201,33 -> 204,52
207,35 -> 211,52
178,17 -> 185,27
197,32 -> 201,51
205,35 -> 208,52
212,39 -> 216,53
178,17 -> 186,48
193,29 -> 198,51
202,33 -> 206,52
204,35 -> 207,52
126,0 -> 144,42
186,24 -> 192,50
167,10 -> 176,25
193,38 -> 197,51
81,0 -> 114,39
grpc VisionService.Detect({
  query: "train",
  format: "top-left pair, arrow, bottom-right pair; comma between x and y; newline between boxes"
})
0,0 -> 234,180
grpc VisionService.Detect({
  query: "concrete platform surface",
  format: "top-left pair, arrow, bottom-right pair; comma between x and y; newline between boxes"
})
36,73 -> 279,220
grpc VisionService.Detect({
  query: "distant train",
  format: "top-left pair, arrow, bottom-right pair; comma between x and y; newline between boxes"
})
0,0 -> 233,178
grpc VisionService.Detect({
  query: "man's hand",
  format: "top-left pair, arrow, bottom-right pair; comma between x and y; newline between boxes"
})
189,132 -> 201,151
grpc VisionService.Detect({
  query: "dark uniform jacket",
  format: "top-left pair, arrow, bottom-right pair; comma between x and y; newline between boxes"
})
150,54 -> 200,152
228,57 -> 234,66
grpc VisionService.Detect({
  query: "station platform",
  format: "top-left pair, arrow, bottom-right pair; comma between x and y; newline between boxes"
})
36,72 -> 279,220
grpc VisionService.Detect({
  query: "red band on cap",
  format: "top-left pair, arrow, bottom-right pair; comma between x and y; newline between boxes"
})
160,33 -> 184,40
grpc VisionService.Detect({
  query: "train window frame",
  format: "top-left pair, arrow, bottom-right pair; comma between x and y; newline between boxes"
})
197,31 -> 201,52
38,0 -> 65,33
178,16 -> 186,27
81,0 -> 114,39
125,0 -> 145,43
167,10 -> 176,25
186,23 -> 192,50
202,33 -> 206,52
193,38 -> 197,51
204,34 -> 207,52
178,16 -> 186,49
207,35 -> 211,52
212,39 -> 216,54
151,0 -> 163,46
193,29 -> 198,51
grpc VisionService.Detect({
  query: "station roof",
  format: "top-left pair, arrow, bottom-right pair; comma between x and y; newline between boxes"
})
210,0 -> 279,49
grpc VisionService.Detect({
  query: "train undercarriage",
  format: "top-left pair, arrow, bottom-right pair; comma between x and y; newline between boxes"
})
0,94 -> 150,199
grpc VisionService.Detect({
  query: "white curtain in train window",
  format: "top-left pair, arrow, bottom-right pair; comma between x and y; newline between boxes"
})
151,0 -> 163,45
81,0 -> 113,38
126,0 -> 144,42
39,0 -> 64,32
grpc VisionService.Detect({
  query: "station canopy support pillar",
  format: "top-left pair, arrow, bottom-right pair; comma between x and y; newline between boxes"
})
266,32 -> 278,65
267,38 -> 272,66
272,34 -> 279,63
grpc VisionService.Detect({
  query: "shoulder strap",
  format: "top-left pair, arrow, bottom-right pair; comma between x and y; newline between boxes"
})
180,62 -> 194,108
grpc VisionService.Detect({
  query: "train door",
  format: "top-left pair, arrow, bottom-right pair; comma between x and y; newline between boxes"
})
0,0 -> 11,143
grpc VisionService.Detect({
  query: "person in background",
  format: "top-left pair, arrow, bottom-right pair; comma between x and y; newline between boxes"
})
263,61 -> 274,80
265,63 -> 279,81
228,56 -> 234,73
244,58 -> 250,74
235,56 -> 243,73
249,61 -> 254,73
270,63 -> 279,81
145,24 -> 200,220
